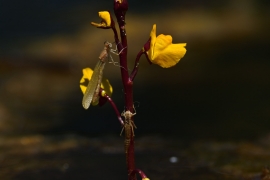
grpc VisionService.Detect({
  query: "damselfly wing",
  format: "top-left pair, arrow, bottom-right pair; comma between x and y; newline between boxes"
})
82,60 -> 105,109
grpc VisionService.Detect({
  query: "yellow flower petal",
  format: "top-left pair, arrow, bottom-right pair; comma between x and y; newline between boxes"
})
91,11 -> 111,28
147,24 -> 186,68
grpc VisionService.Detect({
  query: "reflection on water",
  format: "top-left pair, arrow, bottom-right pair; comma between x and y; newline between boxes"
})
0,134 -> 270,179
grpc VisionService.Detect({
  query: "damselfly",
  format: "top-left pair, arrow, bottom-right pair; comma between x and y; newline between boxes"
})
82,41 -> 123,109
120,107 -> 137,154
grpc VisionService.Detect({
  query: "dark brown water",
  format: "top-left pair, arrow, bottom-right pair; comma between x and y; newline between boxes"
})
1,134 -> 270,179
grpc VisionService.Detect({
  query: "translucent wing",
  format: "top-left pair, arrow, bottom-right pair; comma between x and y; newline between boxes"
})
82,61 -> 105,109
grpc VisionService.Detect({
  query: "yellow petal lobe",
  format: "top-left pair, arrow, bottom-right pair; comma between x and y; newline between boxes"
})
148,24 -> 157,61
80,68 -> 93,94
91,11 -> 111,28
99,11 -> 111,26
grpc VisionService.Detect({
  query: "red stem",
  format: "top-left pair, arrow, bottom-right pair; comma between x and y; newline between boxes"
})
129,169 -> 149,180
117,24 -> 137,180
113,1 -> 136,179
130,49 -> 144,81
102,91 -> 124,126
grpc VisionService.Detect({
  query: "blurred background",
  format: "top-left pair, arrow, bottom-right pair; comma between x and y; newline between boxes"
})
0,0 -> 270,179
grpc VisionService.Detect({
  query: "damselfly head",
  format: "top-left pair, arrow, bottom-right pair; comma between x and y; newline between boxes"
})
104,41 -> 112,48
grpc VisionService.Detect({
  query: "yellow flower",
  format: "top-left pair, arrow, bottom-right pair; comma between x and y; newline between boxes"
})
145,24 -> 186,68
80,68 -> 113,106
142,178 -> 150,180
91,11 -> 111,28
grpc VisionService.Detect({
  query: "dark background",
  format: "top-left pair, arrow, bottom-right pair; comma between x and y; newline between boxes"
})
0,0 -> 270,179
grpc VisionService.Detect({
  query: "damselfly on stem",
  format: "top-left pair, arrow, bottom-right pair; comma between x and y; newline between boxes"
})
121,108 -> 137,154
82,41 -> 123,109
